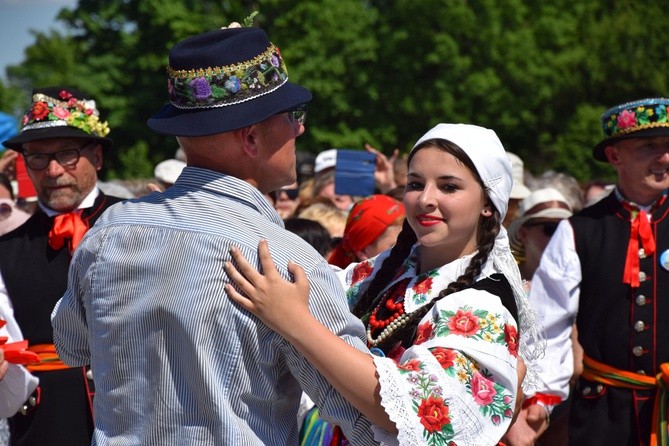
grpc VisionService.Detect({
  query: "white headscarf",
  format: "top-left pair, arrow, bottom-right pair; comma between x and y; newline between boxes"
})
413,123 -> 544,391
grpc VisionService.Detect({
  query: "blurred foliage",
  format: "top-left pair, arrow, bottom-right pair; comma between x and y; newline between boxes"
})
1,0 -> 667,183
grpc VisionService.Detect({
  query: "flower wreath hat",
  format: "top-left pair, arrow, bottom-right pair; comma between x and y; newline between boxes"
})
147,25 -> 312,136
3,86 -> 112,151
593,97 -> 669,161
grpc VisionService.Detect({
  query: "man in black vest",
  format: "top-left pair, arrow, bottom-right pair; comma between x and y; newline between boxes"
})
504,97 -> 669,446
0,87 -> 123,446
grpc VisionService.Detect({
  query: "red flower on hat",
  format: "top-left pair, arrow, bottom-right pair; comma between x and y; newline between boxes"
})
617,109 -> 637,129
59,90 -> 73,100
31,101 -> 49,120
52,106 -> 70,119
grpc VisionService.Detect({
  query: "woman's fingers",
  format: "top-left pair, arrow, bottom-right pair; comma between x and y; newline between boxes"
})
229,245 -> 262,284
257,239 -> 280,279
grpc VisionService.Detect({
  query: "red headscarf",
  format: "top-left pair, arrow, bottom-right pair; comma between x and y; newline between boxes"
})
328,195 -> 405,268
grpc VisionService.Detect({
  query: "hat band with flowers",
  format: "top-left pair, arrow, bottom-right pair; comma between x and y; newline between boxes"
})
594,97 -> 669,161
21,90 -> 110,138
168,44 -> 288,109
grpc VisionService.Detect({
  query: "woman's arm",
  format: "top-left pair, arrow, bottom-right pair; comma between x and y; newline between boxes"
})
224,240 -> 396,433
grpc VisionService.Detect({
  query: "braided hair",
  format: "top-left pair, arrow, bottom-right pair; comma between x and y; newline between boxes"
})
353,139 -> 501,353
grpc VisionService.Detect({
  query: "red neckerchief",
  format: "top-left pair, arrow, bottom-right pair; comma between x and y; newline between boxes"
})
48,210 -> 89,255
619,193 -> 667,287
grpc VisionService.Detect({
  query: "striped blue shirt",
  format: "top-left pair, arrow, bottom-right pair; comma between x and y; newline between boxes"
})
52,167 -> 377,445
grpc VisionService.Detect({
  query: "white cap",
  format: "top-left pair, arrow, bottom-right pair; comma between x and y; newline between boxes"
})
506,152 -> 531,200
154,159 -> 186,185
314,149 -> 337,174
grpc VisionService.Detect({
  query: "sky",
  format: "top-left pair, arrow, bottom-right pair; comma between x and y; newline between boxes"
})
0,0 -> 77,78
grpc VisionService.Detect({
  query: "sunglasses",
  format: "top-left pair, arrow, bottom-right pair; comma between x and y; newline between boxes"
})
287,104 -> 307,125
0,203 -> 11,221
526,221 -> 560,237
270,188 -> 300,201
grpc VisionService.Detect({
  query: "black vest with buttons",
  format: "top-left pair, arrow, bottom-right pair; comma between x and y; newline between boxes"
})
0,192 -> 122,446
569,191 -> 669,446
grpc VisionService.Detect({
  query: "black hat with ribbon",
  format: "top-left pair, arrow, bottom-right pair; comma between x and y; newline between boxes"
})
3,86 -> 112,151
147,26 -> 312,136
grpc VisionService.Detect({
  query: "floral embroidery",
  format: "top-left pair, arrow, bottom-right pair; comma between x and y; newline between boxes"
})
601,98 -> 669,138
411,272 -> 438,305
414,321 -> 434,345
398,361 -> 456,444
504,324 -> 518,357
167,44 -> 288,109
20,90 -> 110,138
434,305 -> 509,346
446,308 -> 480,337
431,347 -> 457,369
351,261 -> 373,285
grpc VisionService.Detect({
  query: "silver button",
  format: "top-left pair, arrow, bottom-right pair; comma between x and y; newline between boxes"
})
636,295 -> 647,306
634,321 -> 646,332
639,248 -> 646,258
639,271 -> 647,282
582,386 -> 592,396
637,369 -> 646,375
595,384 -> 604,394
633,346 -> 644,357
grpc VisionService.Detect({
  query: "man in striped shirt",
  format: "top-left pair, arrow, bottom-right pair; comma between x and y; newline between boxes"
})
52,26 -> 378,445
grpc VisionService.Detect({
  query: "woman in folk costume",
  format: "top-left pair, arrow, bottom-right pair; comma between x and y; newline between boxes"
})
225,123 -> 543,445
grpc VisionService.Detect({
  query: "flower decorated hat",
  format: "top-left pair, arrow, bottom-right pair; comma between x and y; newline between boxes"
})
594,97 -> 669,161
147,26 -> 312,136
3,87 -> 112,151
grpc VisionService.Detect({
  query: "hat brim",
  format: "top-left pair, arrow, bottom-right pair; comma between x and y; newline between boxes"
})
147,82 -> 312,136
593,127 -> 669,162
2,126 -> 113,151
508,211 -> 572,254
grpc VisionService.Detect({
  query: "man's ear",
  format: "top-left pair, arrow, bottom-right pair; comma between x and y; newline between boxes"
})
235,125 -> 260,158
92,144 -> 104,171
604,145 -> 621,166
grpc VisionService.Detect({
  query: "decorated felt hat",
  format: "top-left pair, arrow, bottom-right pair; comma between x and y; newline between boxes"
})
147,27 -> 312,136
3,87 -> 112,151
593,97 -> 669,161
328,194 -> 405,268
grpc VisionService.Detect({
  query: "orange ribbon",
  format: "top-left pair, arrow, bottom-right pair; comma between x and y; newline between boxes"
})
48,210 -> 88,254
25,344 -> 70,372
582,355 -> 669,446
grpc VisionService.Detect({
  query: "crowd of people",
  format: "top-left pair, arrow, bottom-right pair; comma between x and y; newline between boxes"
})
0,20 -> 667,446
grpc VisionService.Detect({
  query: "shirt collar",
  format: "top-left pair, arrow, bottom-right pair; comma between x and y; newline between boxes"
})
173,167 -> 284,228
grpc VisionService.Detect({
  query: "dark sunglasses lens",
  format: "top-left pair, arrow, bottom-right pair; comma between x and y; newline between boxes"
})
285,189 -> 299,200
543,222 -> 559,237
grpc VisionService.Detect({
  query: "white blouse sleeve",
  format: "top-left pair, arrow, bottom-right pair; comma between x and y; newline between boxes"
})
0,273 -> 39,417
371,288 -> 519,446
528,220 -> 581,401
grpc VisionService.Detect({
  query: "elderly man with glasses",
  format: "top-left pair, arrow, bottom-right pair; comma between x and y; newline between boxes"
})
0,86 -> 123,446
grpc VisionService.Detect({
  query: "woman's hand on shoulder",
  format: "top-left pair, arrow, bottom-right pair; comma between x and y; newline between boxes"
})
225,240 -> 312,336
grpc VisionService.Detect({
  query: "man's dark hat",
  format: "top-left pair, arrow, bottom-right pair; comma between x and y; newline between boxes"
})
2,86 -> 112,151
593,97 -> 669,161
147,27 -> 312,137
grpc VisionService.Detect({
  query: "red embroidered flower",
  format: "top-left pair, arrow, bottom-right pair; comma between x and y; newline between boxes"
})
59,90 -> 73,100
504,324 -> 518,357
413,277 -> 433,295
351,262 -> 373,284
417,396 -> 451,433
431,347 -> 456,369
617,109 -> 637,129
414,321 -> 434,345
447,309 -> 480,337
398,358 -> 422,372
31,101 -> 50,120
471,371 -> 497,406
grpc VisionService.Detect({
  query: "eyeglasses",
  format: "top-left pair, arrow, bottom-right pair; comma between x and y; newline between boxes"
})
23,143 -> 93,170
526,221 -> 560,237
270,188 -> 300,201
287,104 -> 307,125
